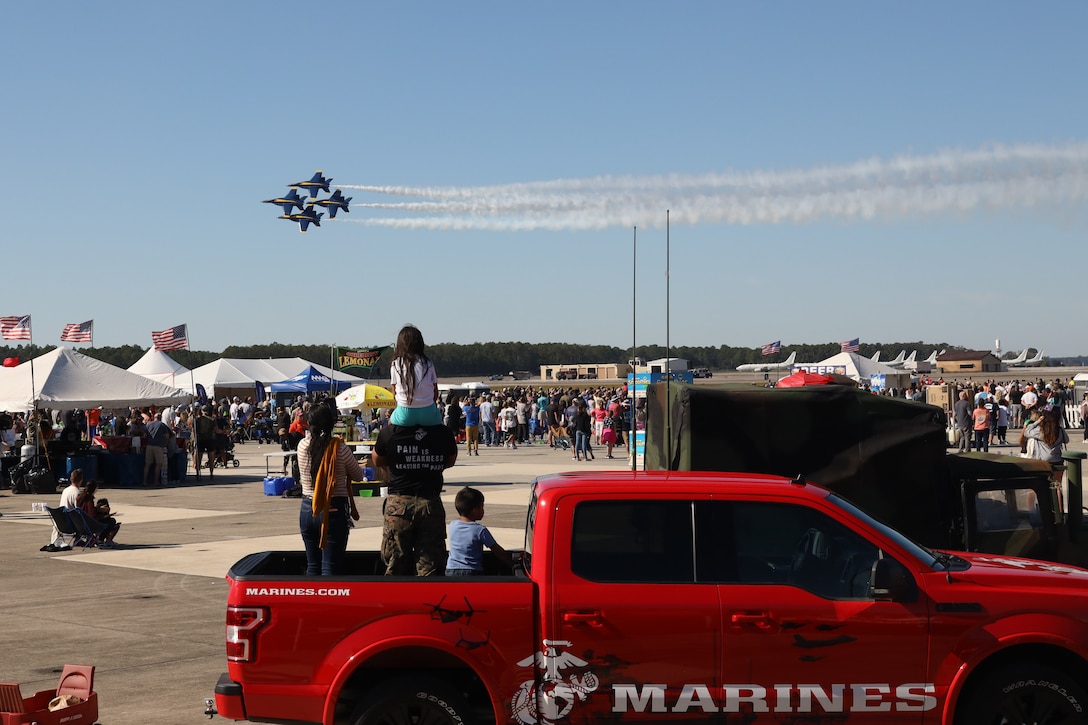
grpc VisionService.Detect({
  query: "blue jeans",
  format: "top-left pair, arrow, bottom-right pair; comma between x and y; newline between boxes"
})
481,420 -> 496,445
575,431 -> 589,457
300,496 -> 351,576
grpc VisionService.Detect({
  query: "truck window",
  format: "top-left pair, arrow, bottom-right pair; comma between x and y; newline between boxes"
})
705,501 -> 881,600
975,488 -> 1042,532
571,500 -> 694,583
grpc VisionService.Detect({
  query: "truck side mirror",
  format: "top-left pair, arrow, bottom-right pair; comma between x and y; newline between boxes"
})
869,558 -> 917,602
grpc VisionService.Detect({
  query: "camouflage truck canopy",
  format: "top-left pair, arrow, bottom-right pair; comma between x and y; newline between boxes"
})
645,382 -> 954,545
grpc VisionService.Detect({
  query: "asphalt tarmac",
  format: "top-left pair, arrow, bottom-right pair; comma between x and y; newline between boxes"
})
0,438 -> 628,724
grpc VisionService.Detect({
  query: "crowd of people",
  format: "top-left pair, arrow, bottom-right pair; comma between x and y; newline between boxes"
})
948,378 -> 1080,466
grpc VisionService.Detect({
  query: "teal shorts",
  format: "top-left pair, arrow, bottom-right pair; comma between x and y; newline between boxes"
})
390,405 -> 442,427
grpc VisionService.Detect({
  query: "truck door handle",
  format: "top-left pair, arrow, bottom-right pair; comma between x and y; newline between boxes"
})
729,611 -> 773,630
562,610 -> 604,627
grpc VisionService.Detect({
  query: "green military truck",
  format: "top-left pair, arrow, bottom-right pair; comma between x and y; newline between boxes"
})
645,381 -> 1086,566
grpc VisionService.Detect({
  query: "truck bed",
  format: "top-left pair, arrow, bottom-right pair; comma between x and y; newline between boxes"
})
228,550 -> 518,579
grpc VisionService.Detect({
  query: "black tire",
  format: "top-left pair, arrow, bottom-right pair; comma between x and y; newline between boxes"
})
349,676 -> 476,725
958,662 -> 1088,724
232,459 -> 240,468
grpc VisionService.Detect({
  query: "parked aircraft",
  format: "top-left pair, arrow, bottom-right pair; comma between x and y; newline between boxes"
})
736,351 -> 797,372
1007,349 -> 1046,367
310,188 -> 352,218
289,170 -> 333,198
262,188 -> 307,214
1004,349 -> 1029,366
279,206 -> 324,233
886,351 -> 916,369
875,350 -> 907,368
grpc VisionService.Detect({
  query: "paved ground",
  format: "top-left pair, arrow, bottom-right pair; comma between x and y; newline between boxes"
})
0,438 -> 629,724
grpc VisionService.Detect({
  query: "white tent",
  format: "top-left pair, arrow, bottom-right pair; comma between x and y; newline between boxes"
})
0,347 -> 191,410
796,352 -> 903,383
127,348 -> 190,387
185,357 -> 364,395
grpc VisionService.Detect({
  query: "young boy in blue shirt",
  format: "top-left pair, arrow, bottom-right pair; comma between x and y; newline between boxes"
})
446,487 -> 512,576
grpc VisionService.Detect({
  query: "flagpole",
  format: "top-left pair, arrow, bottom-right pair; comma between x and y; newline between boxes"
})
665,210 -> 671,471
27,323 -> 36,426
330,343 -> 337,399
631,225 -> 636,472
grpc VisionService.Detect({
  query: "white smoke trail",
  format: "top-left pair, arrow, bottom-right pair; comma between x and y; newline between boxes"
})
333,142 -> 1088,231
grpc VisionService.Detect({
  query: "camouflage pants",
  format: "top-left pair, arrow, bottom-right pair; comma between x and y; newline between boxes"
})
381,494 -> 446,576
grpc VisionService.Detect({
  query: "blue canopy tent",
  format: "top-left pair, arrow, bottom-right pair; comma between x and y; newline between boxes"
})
269,366 -> 353,394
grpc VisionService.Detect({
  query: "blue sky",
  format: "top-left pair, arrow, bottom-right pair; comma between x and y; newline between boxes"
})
5,2 -> 1087,357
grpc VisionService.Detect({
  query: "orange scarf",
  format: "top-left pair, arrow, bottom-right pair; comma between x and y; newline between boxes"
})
311,438 -> 358,549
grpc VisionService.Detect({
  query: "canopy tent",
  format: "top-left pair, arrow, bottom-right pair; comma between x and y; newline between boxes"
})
186,357 -> 364,400
795,351 -> 903,382
0,347 -> 191,410
270,366 -> 354,394
127,348 -> 190,387
775,370 -> 857,388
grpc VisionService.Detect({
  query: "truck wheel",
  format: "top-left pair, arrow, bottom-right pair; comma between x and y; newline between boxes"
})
350,676 -> 476,725
958,662 -> 1088,724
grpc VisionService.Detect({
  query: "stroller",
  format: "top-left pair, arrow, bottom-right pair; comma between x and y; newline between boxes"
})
217,436 -> 240,468
249,414 -> 276,444
553,426 -> 572,451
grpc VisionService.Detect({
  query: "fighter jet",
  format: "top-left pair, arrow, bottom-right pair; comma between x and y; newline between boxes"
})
279,206 -> 324,233
262,189 -> 308,214
310,189 -> 352,219
289,170 -> 333,198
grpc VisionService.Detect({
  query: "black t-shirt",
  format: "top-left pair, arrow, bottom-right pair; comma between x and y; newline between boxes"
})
375,424 -> 457,498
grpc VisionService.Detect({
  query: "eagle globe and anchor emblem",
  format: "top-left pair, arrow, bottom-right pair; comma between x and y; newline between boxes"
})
511,640 -> 600,725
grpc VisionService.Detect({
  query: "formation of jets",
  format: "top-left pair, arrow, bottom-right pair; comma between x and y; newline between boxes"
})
262,171 -> 352,233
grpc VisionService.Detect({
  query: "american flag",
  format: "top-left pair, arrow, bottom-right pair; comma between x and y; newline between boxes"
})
761,340 -> 781,356
60,320 -> 93,343
152,324 -> 188,351
840,337 -> 860,353
0,315 -> 32,341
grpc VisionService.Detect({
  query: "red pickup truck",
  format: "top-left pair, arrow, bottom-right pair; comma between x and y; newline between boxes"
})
212,471 -> 1088,725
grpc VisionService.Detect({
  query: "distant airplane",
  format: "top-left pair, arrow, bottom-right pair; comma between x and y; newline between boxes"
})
923,349 -> 943,366
1003,349 -> 1029,366
1008,349 -> 1045,367
289,170 -> 333,198
736,351 -> 797,372
887,351 -> 916,369
875,350 -> 907,368
279,206 -> 324,233
262,188 -> 307,214
310,188 -> 352,218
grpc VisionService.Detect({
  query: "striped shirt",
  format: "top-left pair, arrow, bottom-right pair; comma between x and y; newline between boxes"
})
297,435 -> 364,498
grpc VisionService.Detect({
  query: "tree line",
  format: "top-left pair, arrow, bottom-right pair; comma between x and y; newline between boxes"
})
0,340 -> 973,377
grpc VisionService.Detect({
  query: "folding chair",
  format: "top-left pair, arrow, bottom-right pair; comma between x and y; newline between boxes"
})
45,506 -> 79,550
69,508 -> 109,550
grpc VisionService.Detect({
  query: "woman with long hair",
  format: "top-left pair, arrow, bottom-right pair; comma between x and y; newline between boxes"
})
389,324 -> 441,427
75,480 -> 121,546
1023,407 -> 1069,466
298,403 -> 364,575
